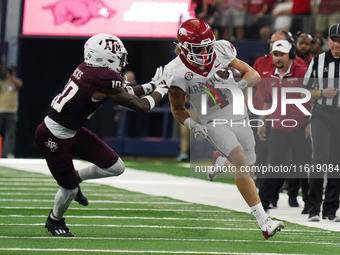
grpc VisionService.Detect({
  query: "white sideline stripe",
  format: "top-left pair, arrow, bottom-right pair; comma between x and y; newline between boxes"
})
0,199 -> 190,205
0,215 -> 253,222
0,223 -> 325,233
0,206 -> 230,212
0,248 -> 310,254
0,236 -> 338,246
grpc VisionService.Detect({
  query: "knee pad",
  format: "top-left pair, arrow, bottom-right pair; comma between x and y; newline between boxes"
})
103,157 -> 125,176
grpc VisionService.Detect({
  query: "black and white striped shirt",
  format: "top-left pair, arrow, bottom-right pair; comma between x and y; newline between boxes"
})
303,51 -> 340,107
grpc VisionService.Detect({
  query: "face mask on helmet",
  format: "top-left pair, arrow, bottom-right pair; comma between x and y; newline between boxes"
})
177,19 -> 215,66
84,33 -> 128,74
183,40 -> 214,66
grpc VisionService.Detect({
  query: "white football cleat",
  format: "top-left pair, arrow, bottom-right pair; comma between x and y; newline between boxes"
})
260,216 -> 284,239
208,151 -> 223,181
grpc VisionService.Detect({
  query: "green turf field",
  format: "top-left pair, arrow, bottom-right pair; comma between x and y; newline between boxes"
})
0,165 -> 339,255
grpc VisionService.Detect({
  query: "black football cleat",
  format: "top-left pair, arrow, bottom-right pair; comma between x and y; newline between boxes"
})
45,211 -> 75,237
74,186 -> 88,206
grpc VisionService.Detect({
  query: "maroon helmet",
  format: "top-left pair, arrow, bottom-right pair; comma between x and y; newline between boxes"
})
177,18 -> 215,66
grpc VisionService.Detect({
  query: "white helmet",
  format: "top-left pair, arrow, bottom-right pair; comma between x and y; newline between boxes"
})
84,33 -> 128,74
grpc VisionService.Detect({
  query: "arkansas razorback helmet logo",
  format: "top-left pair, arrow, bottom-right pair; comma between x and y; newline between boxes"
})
43,0 -> 116,26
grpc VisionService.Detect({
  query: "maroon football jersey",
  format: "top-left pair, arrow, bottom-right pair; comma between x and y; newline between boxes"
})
48,63 -> 122,130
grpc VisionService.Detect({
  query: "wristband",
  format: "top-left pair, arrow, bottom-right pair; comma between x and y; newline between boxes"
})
125,86 -> 135,95
154,86 -> 168,97
183,117 -> 196,129
144,95 -> 155,110
318,89 -> 323,98
237,79 -> 248,90
141,83 -> 154,95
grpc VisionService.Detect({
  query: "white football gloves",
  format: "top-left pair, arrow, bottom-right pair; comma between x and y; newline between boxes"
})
153,67 -> 174,97
140,66 -> 166,95
184,117 -> 208,139
152,66 -> 163,84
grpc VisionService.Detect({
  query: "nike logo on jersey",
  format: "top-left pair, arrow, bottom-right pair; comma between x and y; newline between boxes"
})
214,63 -> 221,68
263,71 -> 269,74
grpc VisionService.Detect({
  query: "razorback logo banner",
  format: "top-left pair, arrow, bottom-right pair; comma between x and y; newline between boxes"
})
22,0 -> 191,38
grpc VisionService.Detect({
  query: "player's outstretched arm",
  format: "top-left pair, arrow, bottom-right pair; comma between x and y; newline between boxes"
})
93,71 -> 173,112
124,67 -> 163,97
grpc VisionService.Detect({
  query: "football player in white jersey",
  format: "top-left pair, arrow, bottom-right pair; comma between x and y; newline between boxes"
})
166,18 -> 284,239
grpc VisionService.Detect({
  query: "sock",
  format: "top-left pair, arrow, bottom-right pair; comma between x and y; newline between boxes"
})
215,156 -> 227,171
50,210 -> 61,221
53,186 -> 78,219
250,202 -> 268,226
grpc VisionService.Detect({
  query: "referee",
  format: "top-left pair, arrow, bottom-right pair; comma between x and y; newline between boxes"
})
302,23 -> 340,222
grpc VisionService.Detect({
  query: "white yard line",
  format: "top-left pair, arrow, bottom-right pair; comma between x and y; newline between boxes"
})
0,199 -> 190,204
1,158 -> 339,232
0,236 -> 338,245
0,215 -> 253,221
0,223 -> 328,234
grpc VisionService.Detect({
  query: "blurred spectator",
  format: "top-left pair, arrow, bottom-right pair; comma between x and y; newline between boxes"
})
125,70 -> 138,86
272,0 -> 293,31
295,32 -> 314,66
244,0 -> 275,39
314,0 -> 340,38
289,0 -> 312,35
311,36 -> 325,57
192,0 -> 217,24
218,0 -> 246,40
0,66 -> 23,158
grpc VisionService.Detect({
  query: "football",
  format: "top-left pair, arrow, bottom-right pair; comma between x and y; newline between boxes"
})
215,67 -> 242,82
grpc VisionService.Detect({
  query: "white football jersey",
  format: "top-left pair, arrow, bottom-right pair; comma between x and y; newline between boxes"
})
166,40 -> 247,125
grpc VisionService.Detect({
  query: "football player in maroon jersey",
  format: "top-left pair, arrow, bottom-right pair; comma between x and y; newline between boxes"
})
35,33 -> 173,236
